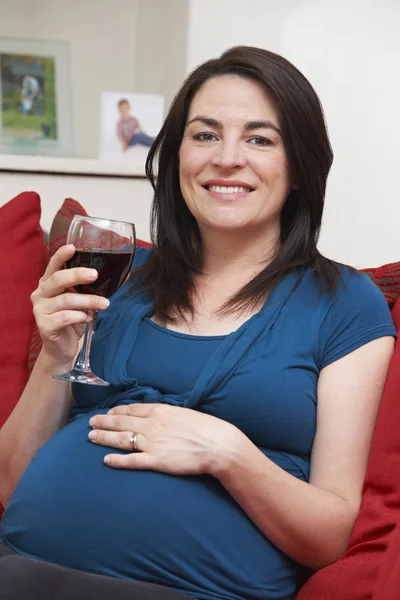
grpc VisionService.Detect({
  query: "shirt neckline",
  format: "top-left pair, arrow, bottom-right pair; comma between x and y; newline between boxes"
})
144,317 -> 228,341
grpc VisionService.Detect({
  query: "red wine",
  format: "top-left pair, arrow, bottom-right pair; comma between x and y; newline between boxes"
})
66,249 -> 134,298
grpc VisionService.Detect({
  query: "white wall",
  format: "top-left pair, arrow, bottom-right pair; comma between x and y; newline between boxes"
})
186,0 -> 400,268
0,0 -> 139,158
133,0 -> 189,111
0,172 -> 153,242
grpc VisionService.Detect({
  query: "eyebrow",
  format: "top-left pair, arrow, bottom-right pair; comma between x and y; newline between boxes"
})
186,115 -> 281,135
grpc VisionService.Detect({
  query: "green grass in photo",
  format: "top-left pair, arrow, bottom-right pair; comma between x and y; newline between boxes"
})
3,109 -> 45,130
1,54 -> 57,140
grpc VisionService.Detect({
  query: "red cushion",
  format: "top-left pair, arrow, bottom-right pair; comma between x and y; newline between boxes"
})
361,262 -> 400,309
48,197 -> 152,256
0,192 -> 49,427
373,512 -> 400,598
371,298 -> 400,600
136,238 -> 152,248
48,197 -> 87,256
296,296 -> 400,600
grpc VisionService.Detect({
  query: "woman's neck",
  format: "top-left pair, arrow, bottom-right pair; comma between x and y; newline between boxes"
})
200,228 -> 280,282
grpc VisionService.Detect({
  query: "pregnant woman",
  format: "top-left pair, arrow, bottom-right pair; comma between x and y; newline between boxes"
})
0,46 -> 395,600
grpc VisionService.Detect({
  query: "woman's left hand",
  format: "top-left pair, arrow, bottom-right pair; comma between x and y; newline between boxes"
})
88,404 -> 241,476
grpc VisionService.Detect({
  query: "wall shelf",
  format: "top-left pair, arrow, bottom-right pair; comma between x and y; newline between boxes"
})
0,154 -> 147,179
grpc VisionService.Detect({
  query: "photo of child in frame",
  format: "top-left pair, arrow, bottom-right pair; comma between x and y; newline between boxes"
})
99,91 -> 164,166
116,98 -> 154,151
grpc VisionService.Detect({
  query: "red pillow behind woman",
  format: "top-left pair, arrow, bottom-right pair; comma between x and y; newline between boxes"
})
297,297 -> 400,600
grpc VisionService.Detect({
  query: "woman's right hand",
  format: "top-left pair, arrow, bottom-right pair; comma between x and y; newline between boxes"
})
31,244 -> 110,367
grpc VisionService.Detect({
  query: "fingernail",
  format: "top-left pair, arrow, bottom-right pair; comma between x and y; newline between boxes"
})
104,456 -> 111,465
66,244 -> 74,252
89,430 -> 98,440
89,417 -> 97,427
100,298 -> 110,308
86,269 -> 97,279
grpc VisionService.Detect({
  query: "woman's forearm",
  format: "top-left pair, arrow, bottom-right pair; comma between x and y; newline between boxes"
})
0,350 -> 73,507
211,434 -> 359,570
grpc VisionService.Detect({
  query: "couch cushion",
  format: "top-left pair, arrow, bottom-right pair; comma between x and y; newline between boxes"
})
48,197 -> 152,256
296,296 -> 400,600
0,192 -> 49,427
48,197 -> 87,256
361,262 -> 400,309
370,297 -> 400,600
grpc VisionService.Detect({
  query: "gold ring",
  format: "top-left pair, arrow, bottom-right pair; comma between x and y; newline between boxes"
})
129,433 -> 138,451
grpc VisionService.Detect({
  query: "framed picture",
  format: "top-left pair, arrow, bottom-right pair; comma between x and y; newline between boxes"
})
99,91 -> 164,168
0,37 -> 74,157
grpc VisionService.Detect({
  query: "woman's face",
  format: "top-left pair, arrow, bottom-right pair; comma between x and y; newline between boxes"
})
179,75 -> 295,240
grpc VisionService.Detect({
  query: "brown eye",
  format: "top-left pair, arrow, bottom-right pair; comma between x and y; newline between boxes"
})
248,136 -> 273,146
193,132 -> 218,142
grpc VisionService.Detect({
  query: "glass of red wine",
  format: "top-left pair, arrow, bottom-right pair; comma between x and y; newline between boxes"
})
53,215 -> 136,386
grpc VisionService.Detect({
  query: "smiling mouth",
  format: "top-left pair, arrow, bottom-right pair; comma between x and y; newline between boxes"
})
204,184 -> 255,194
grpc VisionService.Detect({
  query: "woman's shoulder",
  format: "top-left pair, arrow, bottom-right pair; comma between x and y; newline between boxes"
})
132,246 -> 153,270
298,263 -> 394,331
301,263 -> 387,305
304,265 -> 396,370
332,265 -> 389,307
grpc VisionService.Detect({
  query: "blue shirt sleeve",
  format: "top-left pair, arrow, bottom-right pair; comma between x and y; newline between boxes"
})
319,270 -> 397,370
131,246 -> 153,270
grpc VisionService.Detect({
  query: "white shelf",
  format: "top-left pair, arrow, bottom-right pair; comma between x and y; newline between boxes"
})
0,154 -> 146,178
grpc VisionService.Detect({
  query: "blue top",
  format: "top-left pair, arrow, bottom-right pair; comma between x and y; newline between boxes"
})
0,248 -> 396,600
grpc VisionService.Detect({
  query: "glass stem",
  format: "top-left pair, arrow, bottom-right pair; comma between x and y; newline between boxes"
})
75,310 -> 95,373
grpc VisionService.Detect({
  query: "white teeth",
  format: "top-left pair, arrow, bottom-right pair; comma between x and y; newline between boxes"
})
208,185 -> 252,194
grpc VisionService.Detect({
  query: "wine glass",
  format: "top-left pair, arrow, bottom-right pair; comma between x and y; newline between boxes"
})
53,215 -> 136,386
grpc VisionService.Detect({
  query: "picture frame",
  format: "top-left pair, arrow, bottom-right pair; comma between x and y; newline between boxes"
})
0,37 -> 74,157
99,91 -> 164,168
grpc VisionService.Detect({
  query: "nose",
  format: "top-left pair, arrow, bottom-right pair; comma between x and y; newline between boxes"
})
211,138 -> 247,170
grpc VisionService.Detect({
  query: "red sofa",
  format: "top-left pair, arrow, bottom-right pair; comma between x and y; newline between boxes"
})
297,298 -> 400,599
373,498 -> 400,600
1,191 -> 400,599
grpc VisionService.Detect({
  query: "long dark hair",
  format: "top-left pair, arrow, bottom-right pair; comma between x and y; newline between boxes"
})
141,45 -> 341,323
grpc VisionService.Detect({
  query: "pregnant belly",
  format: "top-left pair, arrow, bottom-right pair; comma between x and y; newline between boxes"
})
0,411 -> 306,599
